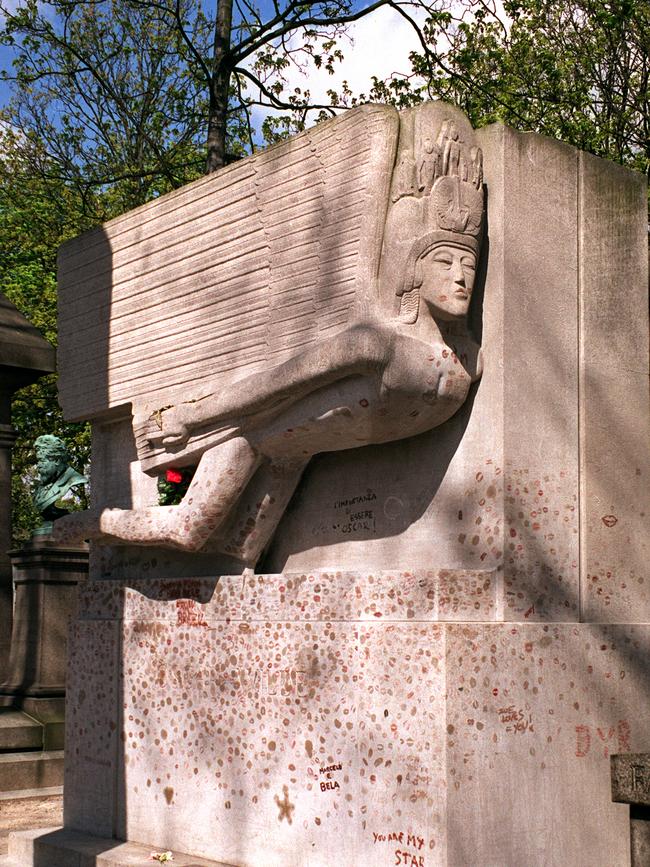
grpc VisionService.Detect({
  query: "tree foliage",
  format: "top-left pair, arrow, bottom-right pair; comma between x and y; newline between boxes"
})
0,0 -> 210,222
0,127 -> 90,544
376,0 -> 649,185
0,0 -> 431,186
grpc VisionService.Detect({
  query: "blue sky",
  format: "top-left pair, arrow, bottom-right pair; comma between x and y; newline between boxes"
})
0,0 -> 426,118
0,41 -> 15,108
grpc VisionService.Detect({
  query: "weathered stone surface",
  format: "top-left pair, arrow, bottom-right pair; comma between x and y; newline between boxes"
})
0,711 -> 42,751
631,806 -> 650,867
578,152 -> 650,622
0,291 -> 55,682
0,539 -> 87,700
0,752 -> 63,792
57,105 -> 399,422
0,292 -> 55,377
63,620 -> 120,839
445,623 -> 648,865
612,753 -> 650,805
1,826 -> 235,867
0,424 -> 16,680
60,575 -> 649,866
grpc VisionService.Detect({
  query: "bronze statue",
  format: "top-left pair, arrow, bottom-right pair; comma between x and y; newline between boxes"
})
33,435 -> 87,535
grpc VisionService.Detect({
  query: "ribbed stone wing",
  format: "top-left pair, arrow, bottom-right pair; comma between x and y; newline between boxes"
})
57,105 -> 399,424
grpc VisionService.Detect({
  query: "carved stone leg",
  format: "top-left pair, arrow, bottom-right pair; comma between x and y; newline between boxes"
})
54,436 -> 261,551
211,458 -> 309,565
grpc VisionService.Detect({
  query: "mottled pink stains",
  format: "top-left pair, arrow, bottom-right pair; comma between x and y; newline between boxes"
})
502,468 -> 579,619
69,576 -> 650,865
274,785 -> 295,824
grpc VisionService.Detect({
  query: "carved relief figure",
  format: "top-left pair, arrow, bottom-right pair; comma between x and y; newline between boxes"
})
54,103 -> 485,568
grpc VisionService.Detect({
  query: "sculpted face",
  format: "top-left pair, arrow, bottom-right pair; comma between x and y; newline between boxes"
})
36,448 -> 66,485
416,244 -> 476,320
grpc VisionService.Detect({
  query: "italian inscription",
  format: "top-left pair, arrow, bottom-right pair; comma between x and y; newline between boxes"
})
312,490 -> 379,538
333,491 -> 378,535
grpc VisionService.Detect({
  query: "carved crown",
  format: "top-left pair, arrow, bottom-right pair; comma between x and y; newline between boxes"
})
381,102 -> 485,301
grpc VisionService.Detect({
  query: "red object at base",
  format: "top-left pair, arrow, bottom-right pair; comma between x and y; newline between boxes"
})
165,469 -> 183,484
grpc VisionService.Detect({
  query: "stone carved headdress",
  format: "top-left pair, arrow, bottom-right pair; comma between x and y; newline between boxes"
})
380,102 -> 485,323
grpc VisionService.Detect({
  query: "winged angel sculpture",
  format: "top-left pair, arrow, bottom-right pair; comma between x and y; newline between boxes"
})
54,102 -> 485,568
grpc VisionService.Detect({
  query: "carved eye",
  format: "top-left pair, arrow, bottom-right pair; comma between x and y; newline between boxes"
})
460,256 -> 475,270
432,254 -> 453,267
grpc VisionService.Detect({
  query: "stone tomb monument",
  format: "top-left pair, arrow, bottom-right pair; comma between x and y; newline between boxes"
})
9,102 -> 649,866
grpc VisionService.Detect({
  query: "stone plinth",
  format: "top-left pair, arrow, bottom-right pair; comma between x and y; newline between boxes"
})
0,827 -> 235,866
0,292 -> 55,681
612,754 -> 650,866
59,573 -> 649,867
0,540 -> 87,805
0,539 -> 88,708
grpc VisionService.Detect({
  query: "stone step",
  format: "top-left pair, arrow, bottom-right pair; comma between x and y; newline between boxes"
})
2,827 -> 238,866
0,712 -> 42,752
0,751 -> 63,792
0,787 -> 63,857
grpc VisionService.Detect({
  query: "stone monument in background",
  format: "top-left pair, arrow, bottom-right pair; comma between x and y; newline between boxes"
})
0,431 -> 88,808
0,293 -> 55,678
0,298 -> 86,841
4,101 -> 648,866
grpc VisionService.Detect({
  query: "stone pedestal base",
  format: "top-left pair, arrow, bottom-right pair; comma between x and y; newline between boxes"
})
611,753 -> 650,866
0,826 -> 235,867
0,539 -> 88,702
46,572 -> 649,866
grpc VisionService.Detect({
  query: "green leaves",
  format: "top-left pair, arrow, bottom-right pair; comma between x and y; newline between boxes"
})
0,0 -> 211,222
398,0 -> 650,199
0,127 -> 91,544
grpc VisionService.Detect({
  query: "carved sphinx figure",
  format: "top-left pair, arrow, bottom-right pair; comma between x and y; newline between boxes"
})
54,103 -> 485,568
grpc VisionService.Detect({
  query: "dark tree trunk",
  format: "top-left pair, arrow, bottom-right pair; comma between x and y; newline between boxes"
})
206,0 -> 234,174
